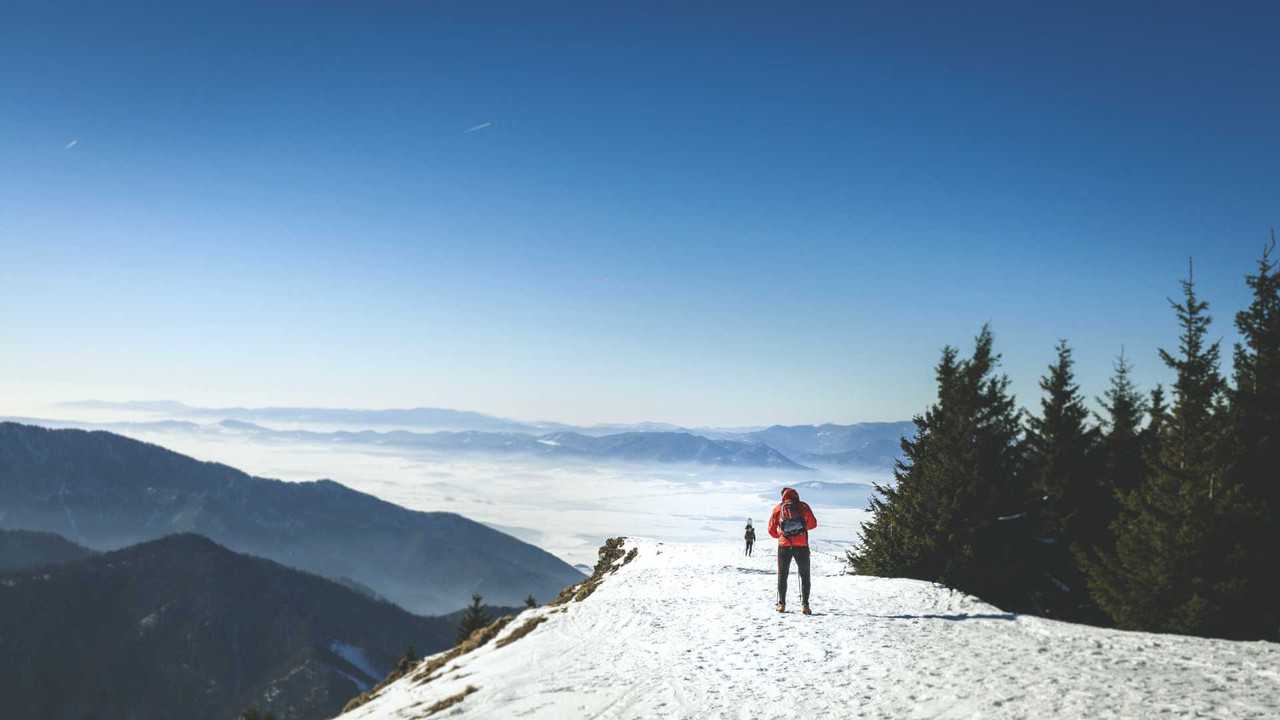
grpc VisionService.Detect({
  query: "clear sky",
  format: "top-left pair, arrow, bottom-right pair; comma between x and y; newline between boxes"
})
2,2 -> 1278,427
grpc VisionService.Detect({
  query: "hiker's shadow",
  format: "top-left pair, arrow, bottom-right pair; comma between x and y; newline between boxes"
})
729,566 -> 773,575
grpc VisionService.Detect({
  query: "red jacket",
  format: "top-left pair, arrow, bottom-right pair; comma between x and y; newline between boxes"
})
767,487 -> 818,547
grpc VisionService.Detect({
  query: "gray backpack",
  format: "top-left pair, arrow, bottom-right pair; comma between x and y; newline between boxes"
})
780,502 -> 807,537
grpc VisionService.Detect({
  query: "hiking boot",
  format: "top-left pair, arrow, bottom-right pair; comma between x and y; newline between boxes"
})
775,602 -> 785,613
802,605 -> 812,615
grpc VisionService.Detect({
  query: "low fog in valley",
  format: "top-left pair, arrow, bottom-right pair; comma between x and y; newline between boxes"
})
11,404 -> 888,566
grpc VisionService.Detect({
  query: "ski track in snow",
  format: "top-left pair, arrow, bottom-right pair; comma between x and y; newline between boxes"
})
340,539 -> 1280,720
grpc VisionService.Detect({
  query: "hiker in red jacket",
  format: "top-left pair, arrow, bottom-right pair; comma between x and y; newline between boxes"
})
768,486 -> 818,614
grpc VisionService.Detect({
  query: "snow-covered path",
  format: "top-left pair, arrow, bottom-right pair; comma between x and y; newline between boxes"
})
341,539 -> 1280,719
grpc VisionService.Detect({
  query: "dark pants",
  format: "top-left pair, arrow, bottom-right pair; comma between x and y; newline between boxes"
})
745,539 -> 754,556
777,545 -> 811,606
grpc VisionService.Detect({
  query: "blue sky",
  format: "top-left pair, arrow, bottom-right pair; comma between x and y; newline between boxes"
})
2,2 -> 1278,426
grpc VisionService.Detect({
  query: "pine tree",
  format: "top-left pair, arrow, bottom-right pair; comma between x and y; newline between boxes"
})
1078,378 -> 1161,619
851,326 -> 1028,609
1141,384 -> 1169,467
1093,351 -> 1149,536
525,594 -> 537,608
456,593 -> 491,645
1026,341 -> 1101,534
1231,234 -> 1280,513
1084,265 -> 1252,637
848,346 -> 960,582
1024,340 -> 1101,618
1071,353 -> 1149,622
1227,232 -> 1280,639
1157,263 -> 1229,490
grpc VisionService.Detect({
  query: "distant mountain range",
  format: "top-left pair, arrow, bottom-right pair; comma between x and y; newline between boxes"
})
723,422 -> 914,468
59,400 -> 748,437
43,401 -> 916,470
0,422 -> 582,614
207,421 -> 810,470
535,430 -> 807,468
60,400 -> 546,433
0,533 -> 458,720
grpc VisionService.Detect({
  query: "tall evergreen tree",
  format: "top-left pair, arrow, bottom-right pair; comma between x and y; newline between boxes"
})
848,345 -> 961,583
1084,266 -> 1252,637
851,326 -> 1028,609
456,593 -> 492,645
1227,233 -> 1280,638
1024,340 -> 1101,618
1091,351 -> 1149,536
1071,352 -> 1148,623
1142,384 -> 1168,460
1156,263 -> 1229,491
1230,234 -> 1280,511
1026,341 -> 1101,534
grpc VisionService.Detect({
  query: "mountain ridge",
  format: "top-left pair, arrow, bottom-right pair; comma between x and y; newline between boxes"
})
0,422 -> 582,614
56,400 -> 910,442
60,400 -> 543,433
0,528 -> 95,572
29,407 -> 916,469
0,532 -> 459,720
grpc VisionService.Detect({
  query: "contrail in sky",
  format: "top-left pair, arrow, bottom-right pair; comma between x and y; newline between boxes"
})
64,139 -> 79,150
464,122 -> 493,134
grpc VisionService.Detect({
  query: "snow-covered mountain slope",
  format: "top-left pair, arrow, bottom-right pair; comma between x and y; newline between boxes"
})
338,538 -> 1279,719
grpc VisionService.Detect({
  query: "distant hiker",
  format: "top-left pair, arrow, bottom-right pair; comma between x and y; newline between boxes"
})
744,519 -> 756,556
768,486 -> 818,615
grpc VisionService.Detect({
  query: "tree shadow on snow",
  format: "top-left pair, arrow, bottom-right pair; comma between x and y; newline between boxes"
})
802,611 -> 859,617
728,566 -> 774,575
872,613 -> 1017,622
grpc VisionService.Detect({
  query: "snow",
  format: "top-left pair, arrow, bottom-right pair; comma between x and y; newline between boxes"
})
339,538 -> 1280,720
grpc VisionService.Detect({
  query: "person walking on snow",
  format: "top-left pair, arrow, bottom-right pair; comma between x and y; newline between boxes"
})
768,486 -> 818,614
744,519 -> 756,556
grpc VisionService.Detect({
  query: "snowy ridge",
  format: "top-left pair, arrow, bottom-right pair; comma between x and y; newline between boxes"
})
339,538 -> 1280,719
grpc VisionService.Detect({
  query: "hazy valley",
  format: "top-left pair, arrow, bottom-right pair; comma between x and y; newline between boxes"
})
3,404 -> 907,567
